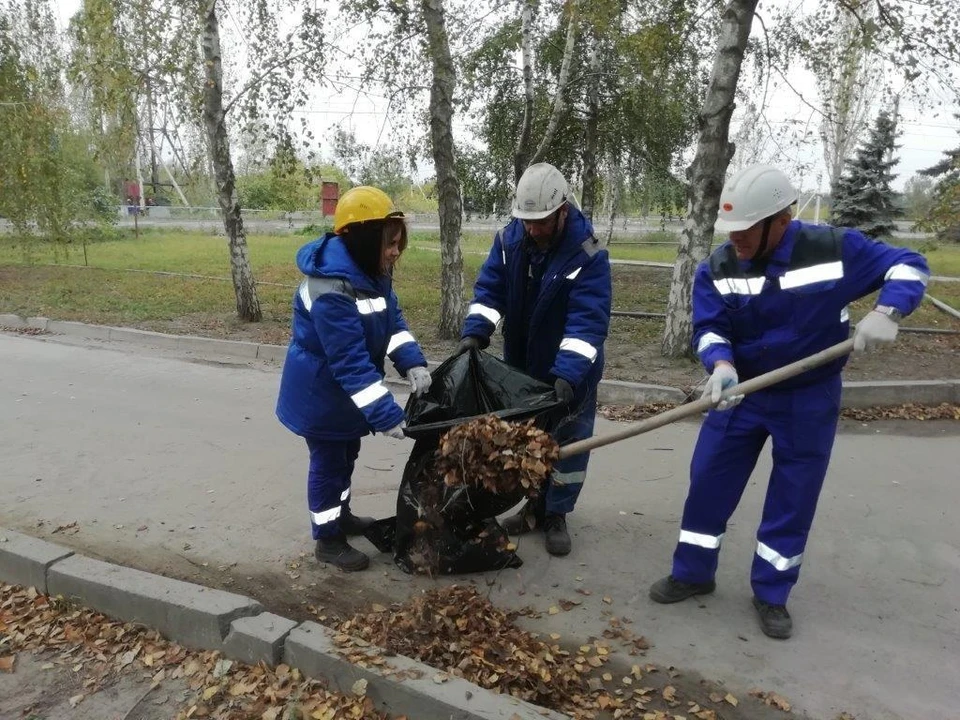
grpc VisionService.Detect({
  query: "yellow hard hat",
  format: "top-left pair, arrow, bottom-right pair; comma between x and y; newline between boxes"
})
333,186 -> 404,233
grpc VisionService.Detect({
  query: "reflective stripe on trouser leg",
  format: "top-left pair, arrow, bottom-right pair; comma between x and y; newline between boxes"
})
751,377 -> 840,605
672,400 -> 768,584
545,388 -> 597,515
305,437 -> 361,540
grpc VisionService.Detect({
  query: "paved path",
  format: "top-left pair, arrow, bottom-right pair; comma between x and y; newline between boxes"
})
2,332 -> 958,720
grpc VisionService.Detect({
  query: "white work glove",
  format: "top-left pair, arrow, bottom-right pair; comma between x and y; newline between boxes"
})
407,366 -> 433,396
701,362 -> 743,412
853,310 -> 899,352
383,421 -> 407,439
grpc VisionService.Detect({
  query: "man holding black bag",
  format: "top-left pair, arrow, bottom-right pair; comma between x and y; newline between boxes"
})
457,163 -> 612,556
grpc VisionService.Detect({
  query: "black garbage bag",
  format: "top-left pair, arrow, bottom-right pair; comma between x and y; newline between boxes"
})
362,349 -> 564,574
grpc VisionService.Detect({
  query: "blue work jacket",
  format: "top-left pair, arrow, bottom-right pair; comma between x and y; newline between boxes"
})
693,221 -> 929,388
276,234 -> 427,440
461,205 -> 612,396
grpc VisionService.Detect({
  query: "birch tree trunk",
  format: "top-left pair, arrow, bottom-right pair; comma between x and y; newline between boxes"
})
201,0 -> 262,322
421,0 -> 464,338
660,0 -> 757,357
528,0 -> 578,166
513,0 -> 536,183
580,39 -> 601,220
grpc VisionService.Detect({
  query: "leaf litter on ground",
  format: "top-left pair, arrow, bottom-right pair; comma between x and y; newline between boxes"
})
600,401 -> 960,423
0,582 -> 386,720
338,584 -> 756,720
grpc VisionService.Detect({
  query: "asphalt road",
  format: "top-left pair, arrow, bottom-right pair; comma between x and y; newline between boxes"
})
2,332 -> 958,720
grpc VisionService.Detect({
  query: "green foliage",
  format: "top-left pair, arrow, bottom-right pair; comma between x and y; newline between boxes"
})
901,173 -> 938,229
916,116 -> 960,243
458,0 -> 703,213
831,109 -> 902,238
0,3 -> 115,241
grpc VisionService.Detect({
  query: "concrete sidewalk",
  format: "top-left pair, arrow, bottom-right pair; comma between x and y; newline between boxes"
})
3,313 -> 958,408
2,331 -> 959,719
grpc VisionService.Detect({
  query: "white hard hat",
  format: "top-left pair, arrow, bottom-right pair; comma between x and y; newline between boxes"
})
714,164 -> 799,232
512,162 -> 569,220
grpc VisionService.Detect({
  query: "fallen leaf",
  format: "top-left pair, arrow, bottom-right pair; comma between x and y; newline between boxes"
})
351,678 -> 368,696
548,606 -> 559,615
0,656 -> 15,673
663,686 -> 677,702
602,596 -> 612,604
69,694 -> 85,708
724,693 -> 738,707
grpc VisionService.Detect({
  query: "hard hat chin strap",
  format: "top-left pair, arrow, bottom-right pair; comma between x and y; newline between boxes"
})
752,216 -> 774,262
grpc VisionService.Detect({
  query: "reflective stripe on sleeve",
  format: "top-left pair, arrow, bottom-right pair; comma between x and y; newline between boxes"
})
697,332 -> 729,354
756,541 -> 803,571
565,267 -> 582,280
679,530 -> 724,549
340,488 -> 350,502
559,337 -> 598,362
387,330 -> 416,355
885,263 -> 929,285
468,303 -> 502,325
779,261 -> 844,289
351,381 -> 390,409
840,306 -> 850,323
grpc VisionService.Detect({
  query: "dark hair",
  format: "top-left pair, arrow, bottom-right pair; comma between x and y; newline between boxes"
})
340,219 -> 407,278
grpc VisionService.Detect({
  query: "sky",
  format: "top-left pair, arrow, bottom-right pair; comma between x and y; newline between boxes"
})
52,0 -> 958,194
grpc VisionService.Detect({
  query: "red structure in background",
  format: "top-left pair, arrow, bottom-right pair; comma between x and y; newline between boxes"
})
321,182 -> 340,216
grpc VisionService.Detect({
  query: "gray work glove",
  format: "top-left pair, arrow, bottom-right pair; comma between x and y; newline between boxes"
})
853,310 -> 899,352
383,421 -> 407,440
455,336 -> 483,355
554,377 -> 574,405
701,363 -> 743,411
407,366 -> 433,396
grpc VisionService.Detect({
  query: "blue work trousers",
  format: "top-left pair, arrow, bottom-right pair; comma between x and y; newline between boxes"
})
305,437 -> 362,540
672,375 -> 842,605
545,385 -> 598,515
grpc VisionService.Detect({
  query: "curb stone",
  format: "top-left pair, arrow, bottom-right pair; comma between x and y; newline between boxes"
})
0,530 -> 74,594
47,554 -> 264,650
0,529 -> 565,720
2,314 -> 958,409
285,622 -> 566,720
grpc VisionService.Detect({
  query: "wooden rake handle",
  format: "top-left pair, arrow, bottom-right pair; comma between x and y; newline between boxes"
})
557,338 -> 855,460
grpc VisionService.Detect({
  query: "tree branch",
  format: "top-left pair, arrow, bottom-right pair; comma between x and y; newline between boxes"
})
529,0 -> 579,166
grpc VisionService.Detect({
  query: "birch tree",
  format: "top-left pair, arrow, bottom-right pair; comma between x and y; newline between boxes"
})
661,0 -> 758,358
421,0 -> 465,337
68,0 -> 325,323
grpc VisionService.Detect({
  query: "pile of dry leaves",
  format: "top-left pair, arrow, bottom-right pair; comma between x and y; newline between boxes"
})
0,583 -> 386,720
600,402 -> 960,423
339,585 -> 735,720
434,416 -> 559,496
0,325 -> 48,337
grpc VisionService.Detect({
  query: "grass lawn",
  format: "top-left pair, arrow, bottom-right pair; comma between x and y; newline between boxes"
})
1,228 -> 957,386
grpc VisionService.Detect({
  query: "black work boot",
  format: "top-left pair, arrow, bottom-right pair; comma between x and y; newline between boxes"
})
649,575 -> 716,604
501,499 -> 544,536
752,597 -> 792,639
339,510 -> 375,536
543,513 -> 572,556
315,534 -> 369,572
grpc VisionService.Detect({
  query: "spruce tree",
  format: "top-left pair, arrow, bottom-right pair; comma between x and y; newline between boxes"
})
831,109 -> 902,238
917,114 -> 960,243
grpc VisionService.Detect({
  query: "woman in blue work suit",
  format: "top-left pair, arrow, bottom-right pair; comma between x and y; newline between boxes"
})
276,186 -> 432,572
